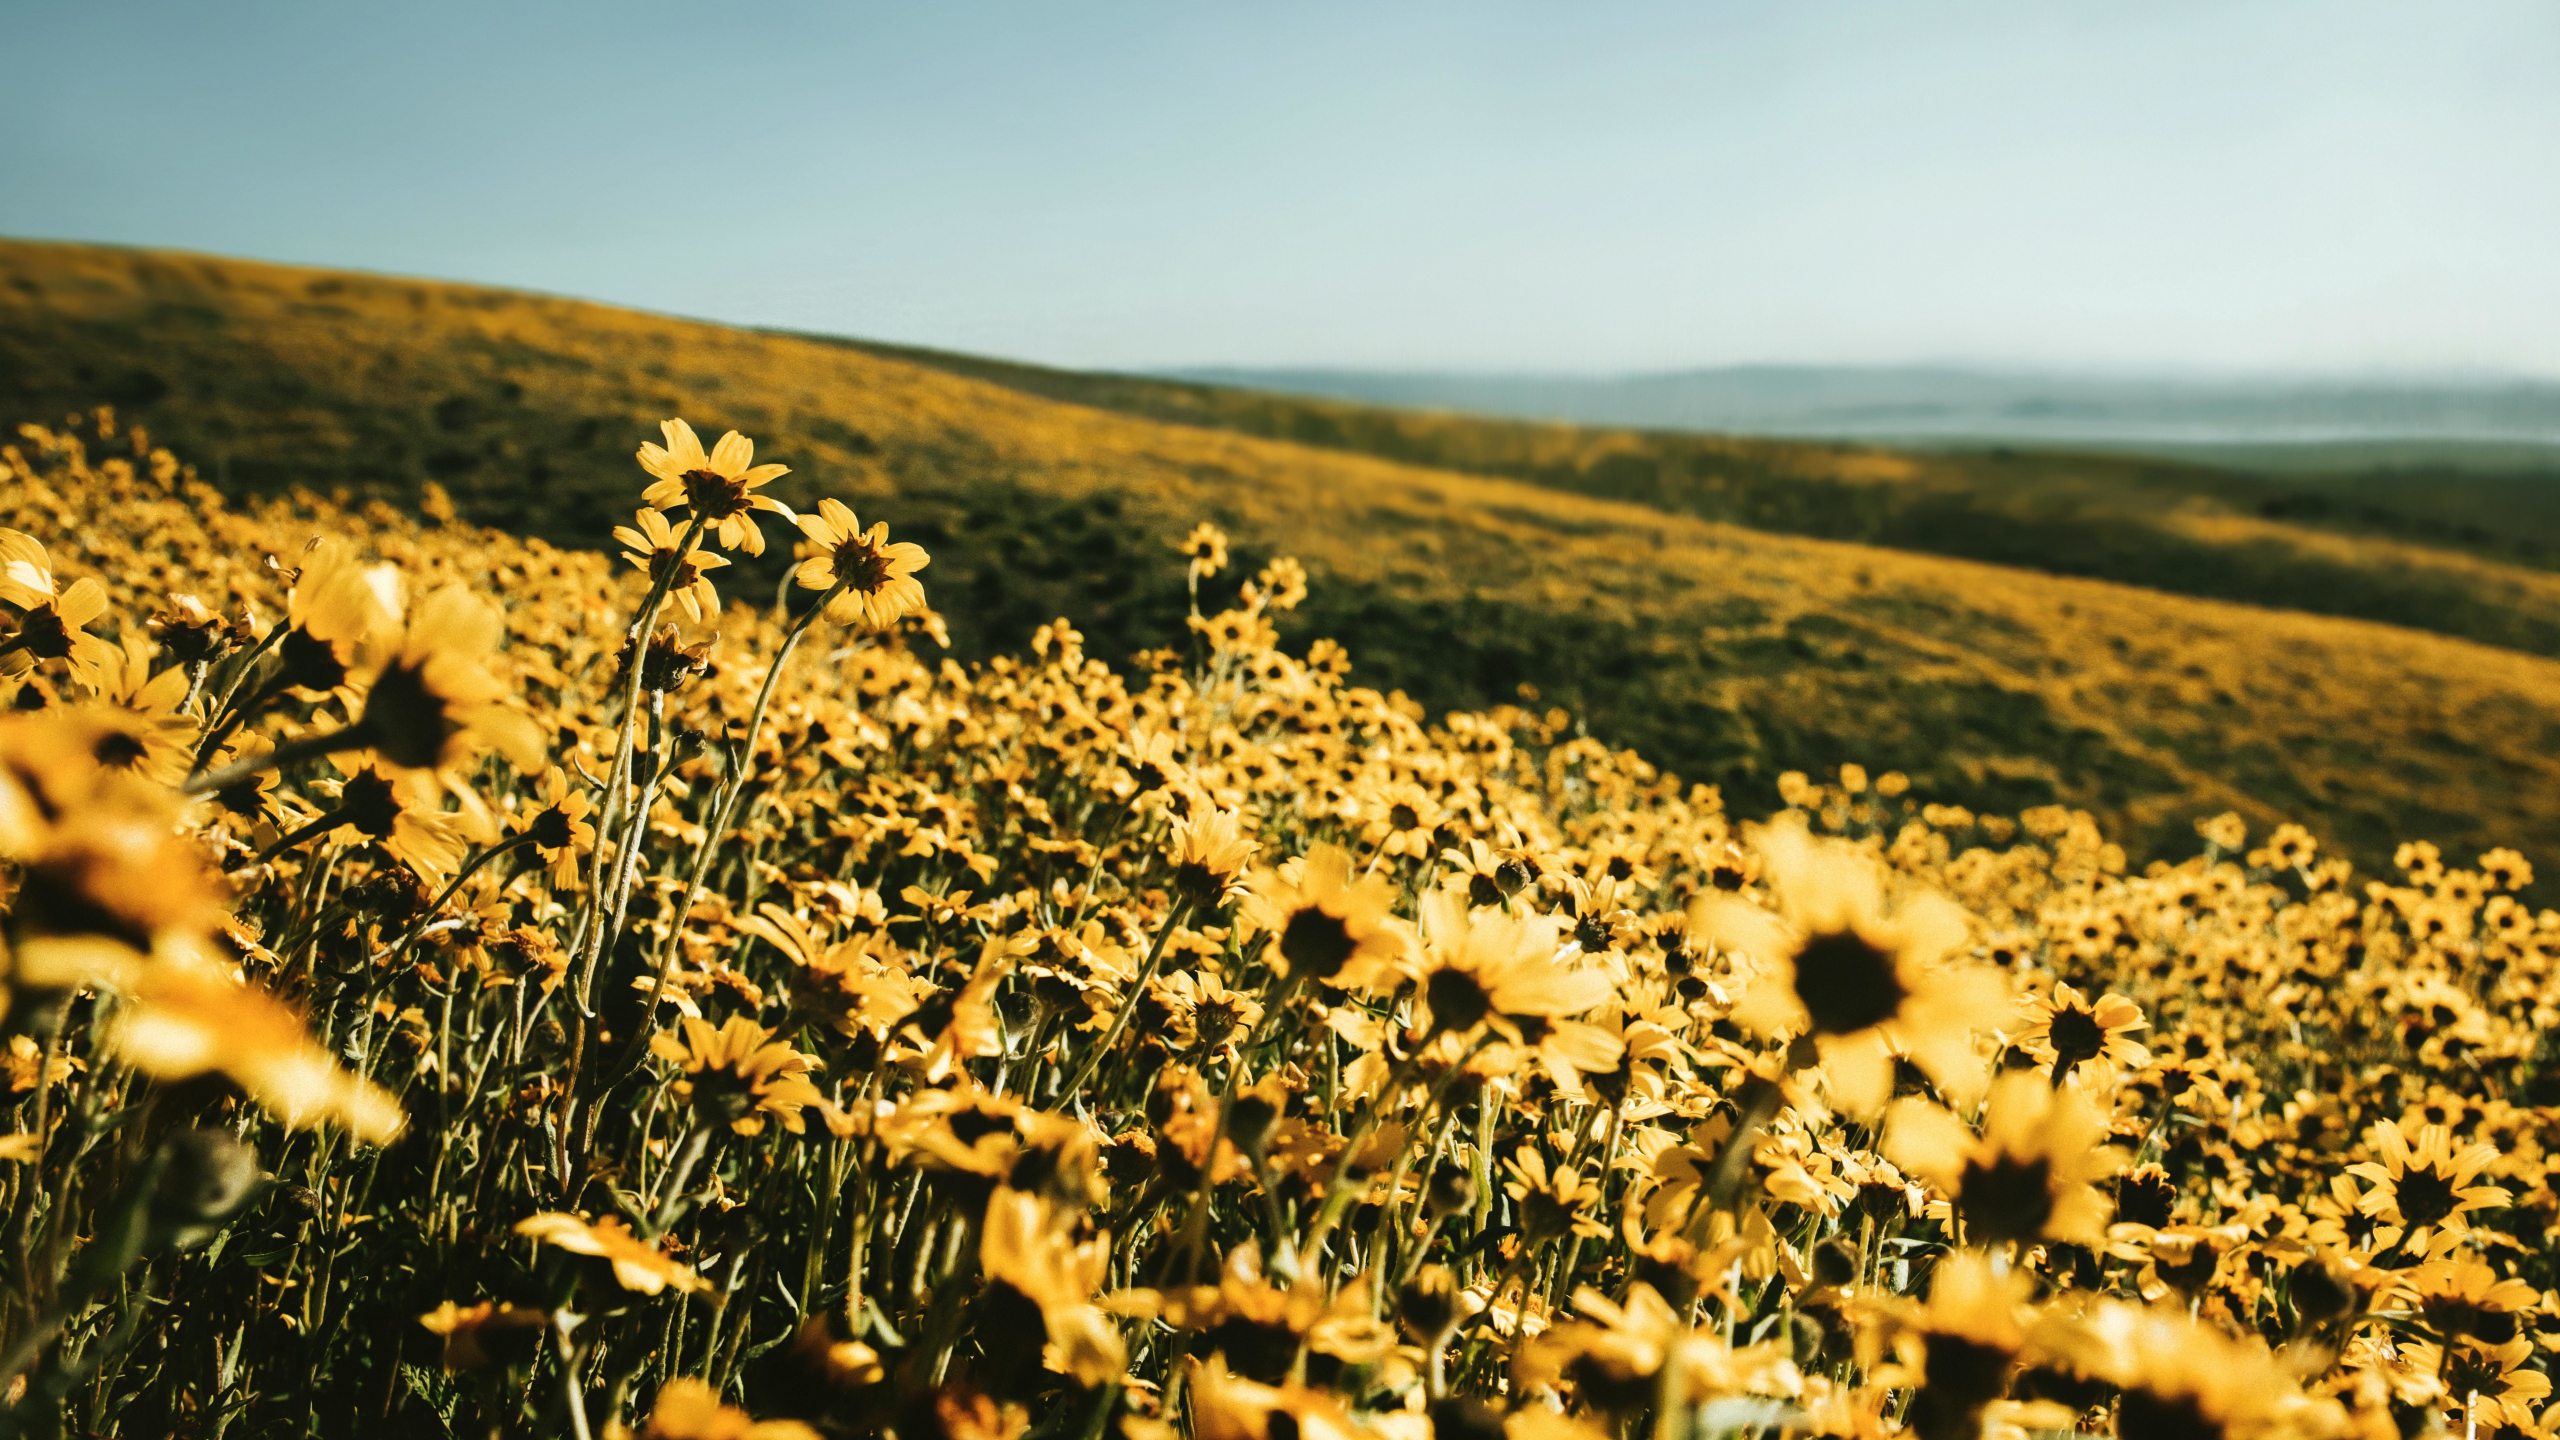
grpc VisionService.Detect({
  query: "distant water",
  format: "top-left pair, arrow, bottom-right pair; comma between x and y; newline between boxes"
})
1161,365 -> 2560,456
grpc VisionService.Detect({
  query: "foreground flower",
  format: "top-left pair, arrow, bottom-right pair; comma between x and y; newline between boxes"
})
615,507 -> 728,623
1887,1071 -> 2121,1247
1694,818 -> 2003,1112
0,529 -> 117,684
514,1213 -> 707,1296
631,1376 -> 820,1440
273,536 -> 402,695
2036,1300 -> 2351,1440
638,419 -> 794,555
976,1187 -> 1125,1392
651,1014 -> 828,1136
1893,1251 -> 2035,1440
2344,1120 -> 2510,1257
111,957 -> 405,1144
793,498 -> 930,629
1240,843 -> 1410,990
1412,890 -> 1621,1090
1168,804 -> 1257,909
416,1300 -> 547,1371
81,636 -> 197,786
2014,982 -> 2149,1081
355,584 -> 546,777
0,717 -> 226,994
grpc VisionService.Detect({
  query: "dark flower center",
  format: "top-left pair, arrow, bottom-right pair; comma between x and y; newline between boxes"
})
1908,1333 -> 2015,1440
1956,1153 -> 2056,1246
1280,906 -> 1359,980
2442,1343 -> 2514,1398
528,806 -> 580,850
2046,1004 -> 2108,1073
2394,1164 -> 2461,1229
91,729 -> 150,771
214,775 -> 269,820
1427,967 -> 1493,1034
1200,1315 -> 1299,1386
2116,1170 -> 2176,1229
2421,1296 -> 2517,1344
647,547 -> 702,591
360,658 -> 457,769
1388,803 -> 1420,831
1792,930 -> 1907,1035
2117,1388 -> 2223,1440
15,607 -> 73,660
832,535 -> 895,592
278,625 -> 352,692
680,468 -> 751,519
1193,999 -> 1245,1047
1172,861 -> 1227,908
335,769 -> 405,838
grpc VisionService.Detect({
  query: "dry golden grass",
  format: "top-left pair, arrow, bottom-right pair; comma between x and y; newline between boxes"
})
7,238 -> 2560,869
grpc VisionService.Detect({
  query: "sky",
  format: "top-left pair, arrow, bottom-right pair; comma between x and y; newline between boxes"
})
4,1 -> 2556,376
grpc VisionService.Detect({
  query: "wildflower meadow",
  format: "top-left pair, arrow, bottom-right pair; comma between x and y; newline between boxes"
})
0,408 -> 2551,1440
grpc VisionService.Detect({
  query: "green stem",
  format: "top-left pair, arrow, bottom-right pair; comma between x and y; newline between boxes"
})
1057,897 -> 1195,1105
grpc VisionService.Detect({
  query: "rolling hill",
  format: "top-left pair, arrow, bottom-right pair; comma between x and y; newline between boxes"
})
9,235 -> 2560,871
825,338 -> 2560,659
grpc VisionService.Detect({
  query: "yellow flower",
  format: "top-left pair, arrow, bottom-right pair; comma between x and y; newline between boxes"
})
2392,1256 -> 2541,1347
416,1300 -> 547,1371
1413,886 -> 1607,1086
2034,1300 -> 2349,1440
0,529 -> 115,685
791,498 -> 930,629
79,635 -> 197,786
1887,1071 -> 2122,1247
614,507 -> 728,623
0,718 -> 226,994
977,1186 -> 1126,1389
1502,1145 -> 1611,1241
356,584 -> 546,779
1175,522 -> 1229,582
1239,842 -> 1411,990
275,536 -> 402,695
637,419 -> 794,556
110,955 -> 406,1144
2013,982 -> 2150,1081
2344,1120 -> 2511,1257
649,1014 -> 827,1136
629,1378 -> 821,1440
2408,1336 -> 2553,1431
513,1212 -> 707,1296
1895,1251 -> 2035,1440
1694,817 -> 2004,1114
1168,804 -> 1257,909
299,762 -> 471,885
519,765 -> 596,890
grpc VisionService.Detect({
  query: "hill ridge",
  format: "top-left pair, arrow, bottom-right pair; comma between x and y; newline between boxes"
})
9,234 -> 2560,869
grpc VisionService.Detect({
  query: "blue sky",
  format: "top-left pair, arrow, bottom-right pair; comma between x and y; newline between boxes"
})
4,1 -> 2555,374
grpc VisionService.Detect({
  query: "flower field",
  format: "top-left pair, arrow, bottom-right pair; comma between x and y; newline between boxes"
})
0,408 -> 2553,1439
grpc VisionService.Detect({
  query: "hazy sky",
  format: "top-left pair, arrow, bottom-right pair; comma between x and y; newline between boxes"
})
5,1 -> 2555,374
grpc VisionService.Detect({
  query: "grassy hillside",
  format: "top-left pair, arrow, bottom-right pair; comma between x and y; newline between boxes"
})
11,236 -> 2560,869
838,337 -> 2560,655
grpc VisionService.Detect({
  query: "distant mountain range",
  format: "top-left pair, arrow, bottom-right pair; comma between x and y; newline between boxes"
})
1161,365 -> 2560,463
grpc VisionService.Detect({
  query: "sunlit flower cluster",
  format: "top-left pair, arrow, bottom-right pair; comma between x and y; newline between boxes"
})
0,408 -> 2550,1440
